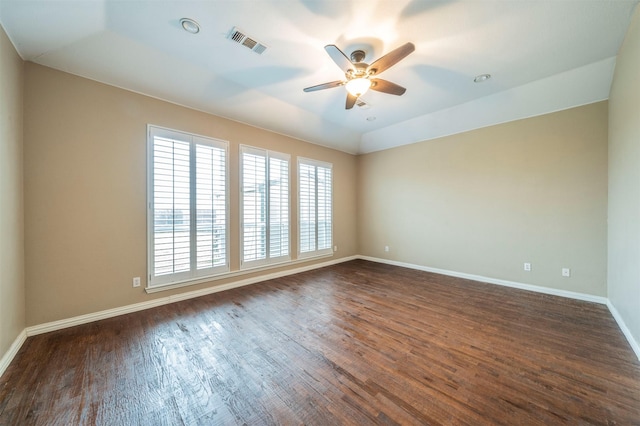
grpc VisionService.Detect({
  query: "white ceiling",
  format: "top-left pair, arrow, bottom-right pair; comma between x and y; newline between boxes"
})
1,0 -> 638,154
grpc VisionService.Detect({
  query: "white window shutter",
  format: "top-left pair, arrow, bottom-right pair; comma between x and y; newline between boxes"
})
195,143 -> 227,272
241,146 -> 290,269
152,136 -> 191,277
148,126 -> 229,288
241,148 -> 267,264
298,158 -> 332,258
269,156 -> 289,259
298,163 -> 316,254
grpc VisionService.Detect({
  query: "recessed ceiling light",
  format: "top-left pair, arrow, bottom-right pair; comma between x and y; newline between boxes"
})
366,116 -> 376,121
473,74 -> 491,83
180,18 -> 200,34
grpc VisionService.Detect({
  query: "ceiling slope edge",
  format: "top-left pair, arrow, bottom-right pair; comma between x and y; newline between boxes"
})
358,57 -> 616,154
24,59 -> 363,155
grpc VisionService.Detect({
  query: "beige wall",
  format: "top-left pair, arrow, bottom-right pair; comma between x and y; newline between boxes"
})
23,63 -> 357,326
9,17 -> 634,335
0,25 -> 25,356
608,6 -> 640,345
358,102 -> 608,296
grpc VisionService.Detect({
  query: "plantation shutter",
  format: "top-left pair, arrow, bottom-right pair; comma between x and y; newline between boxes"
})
269,156 -> 289,259
152,135 -> 191,279
298,158 -> 332,258
148,126 -> 228,288
298,162 -> 316,254
317,165 -> 332,251
194,141 -> 227,272
240,146 -> 290,269
241,147 -> 267,264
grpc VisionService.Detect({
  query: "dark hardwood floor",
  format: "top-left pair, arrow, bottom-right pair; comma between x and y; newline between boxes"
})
1,260 -> 639,425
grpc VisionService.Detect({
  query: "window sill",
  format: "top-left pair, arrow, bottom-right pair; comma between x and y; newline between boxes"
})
145,253 -> 333,294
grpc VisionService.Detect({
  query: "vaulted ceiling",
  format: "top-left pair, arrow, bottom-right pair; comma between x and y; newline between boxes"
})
1,0 -> 638,153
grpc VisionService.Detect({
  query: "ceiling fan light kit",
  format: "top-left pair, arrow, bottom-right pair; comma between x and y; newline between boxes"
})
304,42 -> 415,110
346,78 -> 372,97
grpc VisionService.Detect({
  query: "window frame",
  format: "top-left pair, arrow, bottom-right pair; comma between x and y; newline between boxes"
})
297,157 -> 333,259
147,125 -> 230,288
239,145 -> 291,270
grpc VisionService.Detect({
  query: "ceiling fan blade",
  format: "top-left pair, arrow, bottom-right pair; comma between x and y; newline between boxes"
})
325,45 -> 355,73
367,42 -> 415,76
303,80 -> 345,92
346,93 -> 357,110
369,78 -> 407,96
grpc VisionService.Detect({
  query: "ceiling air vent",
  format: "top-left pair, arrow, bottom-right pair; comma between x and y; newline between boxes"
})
227,27 -> 268,55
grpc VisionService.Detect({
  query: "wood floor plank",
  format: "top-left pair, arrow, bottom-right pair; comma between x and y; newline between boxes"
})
1,259 -> 640,425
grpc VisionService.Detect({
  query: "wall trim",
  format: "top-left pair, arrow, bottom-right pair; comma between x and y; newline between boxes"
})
606,300 -> 640,361
358,256 -> 640,361
4,254 -> 638,377
145,253 -> 333,294
0,330 -> 27,378
25,255 -> 357,337
357,256 -> 608,304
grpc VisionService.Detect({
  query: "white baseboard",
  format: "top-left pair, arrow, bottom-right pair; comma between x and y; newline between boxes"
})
358,256 -> 640,362
26,255 -> 358,337
0,329 -> 27,378
606,300 -> 640,361
4,254 -> 637,376
357,256 -> 608,304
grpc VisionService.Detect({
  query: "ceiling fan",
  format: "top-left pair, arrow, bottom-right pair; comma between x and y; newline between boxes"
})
303,42 -> 415,109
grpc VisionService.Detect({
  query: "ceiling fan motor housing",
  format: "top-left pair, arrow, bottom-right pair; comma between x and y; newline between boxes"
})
350,50 -> 366,63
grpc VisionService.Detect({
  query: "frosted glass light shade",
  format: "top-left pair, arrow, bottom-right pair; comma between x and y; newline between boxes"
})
346,78 -> 372,97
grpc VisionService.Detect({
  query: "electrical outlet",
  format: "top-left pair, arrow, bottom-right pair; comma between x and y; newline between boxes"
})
384,246 -> 390,252
133,277 -> 141,287
333,245 -> 338,252
562,268 -> 571,277
524,262 -> 531,271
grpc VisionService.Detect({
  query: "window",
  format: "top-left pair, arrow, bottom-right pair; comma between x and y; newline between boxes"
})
240,146 -> 290,268
298,158 -> 332,258
148,126 -> 228,287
